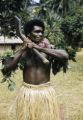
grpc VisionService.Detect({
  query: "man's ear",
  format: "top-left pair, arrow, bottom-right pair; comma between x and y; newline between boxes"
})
27,34 -> 31,38
27,34 -> 30,37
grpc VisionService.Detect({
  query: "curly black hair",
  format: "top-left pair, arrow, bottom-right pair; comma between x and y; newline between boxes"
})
24,19 -> 45,37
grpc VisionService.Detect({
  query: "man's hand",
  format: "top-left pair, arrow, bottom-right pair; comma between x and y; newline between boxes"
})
23,37 -> 38,49
23,37 -> 32,48
27,42 -> 38,49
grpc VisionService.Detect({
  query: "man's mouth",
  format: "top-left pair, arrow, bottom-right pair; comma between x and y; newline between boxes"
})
35,37 -> 41,40
36,36 -> 43,39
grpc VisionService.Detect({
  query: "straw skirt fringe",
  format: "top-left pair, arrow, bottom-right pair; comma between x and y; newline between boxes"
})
16,82 -> 60,120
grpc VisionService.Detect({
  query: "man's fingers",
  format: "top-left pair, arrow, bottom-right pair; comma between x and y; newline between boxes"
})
27,43 -> 33,48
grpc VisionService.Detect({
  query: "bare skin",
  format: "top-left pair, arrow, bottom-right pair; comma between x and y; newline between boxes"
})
21,49 -> 50,84
2,25 -> 68,85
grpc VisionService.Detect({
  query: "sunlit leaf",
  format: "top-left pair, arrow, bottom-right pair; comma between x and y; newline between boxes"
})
8,80 -> 16,91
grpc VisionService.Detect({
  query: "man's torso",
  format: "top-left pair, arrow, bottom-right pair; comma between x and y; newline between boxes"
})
21,49 -> 51,85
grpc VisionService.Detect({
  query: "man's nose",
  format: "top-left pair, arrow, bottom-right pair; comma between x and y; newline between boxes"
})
38,32 -> 43,36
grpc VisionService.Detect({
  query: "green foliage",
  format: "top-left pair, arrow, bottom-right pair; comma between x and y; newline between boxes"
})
61,7 -> 83,48
0,51 -> 14,60
44,19 -> 63,45
37,6 -> 81,61
39,9 -> 64,47
7,79 -> 16,91
34,4 -> 78,61
18,10 -> 30,25
40,0 -> 82,17
0,51 -> 15,91
45,0 -> 69,16
0,0 -> 26,36
51,57 -> 68,75
0,51 -> 25,91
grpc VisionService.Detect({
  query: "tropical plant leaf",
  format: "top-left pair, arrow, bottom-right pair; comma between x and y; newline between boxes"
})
8,80 -> 16,91
0,78 -> 6,83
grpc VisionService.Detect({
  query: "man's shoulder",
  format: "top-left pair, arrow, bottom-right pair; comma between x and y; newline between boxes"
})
42,38 -> 55,49
42,38 -> 49,43
38,38 -> 50,48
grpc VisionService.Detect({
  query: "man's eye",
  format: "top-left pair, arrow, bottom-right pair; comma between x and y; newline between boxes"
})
34,30 -> 43,33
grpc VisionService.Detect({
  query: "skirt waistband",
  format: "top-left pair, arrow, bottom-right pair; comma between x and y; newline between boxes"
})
22,82 -> 53,88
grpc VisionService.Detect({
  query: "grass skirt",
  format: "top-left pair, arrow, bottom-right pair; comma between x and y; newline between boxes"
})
16,82 -> 60,120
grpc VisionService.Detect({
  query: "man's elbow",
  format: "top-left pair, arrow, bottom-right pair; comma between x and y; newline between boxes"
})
61,50 -> 69,59
64,52 -> 69,59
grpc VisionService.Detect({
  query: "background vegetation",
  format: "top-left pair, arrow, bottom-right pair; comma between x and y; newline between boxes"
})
0,0 -> 83,60
0,0 -> 83,120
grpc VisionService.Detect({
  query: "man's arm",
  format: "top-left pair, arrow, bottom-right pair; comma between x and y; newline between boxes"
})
34,45 -> 69,60
2,46 -> 27,74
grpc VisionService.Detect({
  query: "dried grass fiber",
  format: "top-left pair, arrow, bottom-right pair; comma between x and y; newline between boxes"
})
16,82 -> 60,120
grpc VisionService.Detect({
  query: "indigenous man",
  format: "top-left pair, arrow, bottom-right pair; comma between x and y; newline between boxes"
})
2,19 -> 68,120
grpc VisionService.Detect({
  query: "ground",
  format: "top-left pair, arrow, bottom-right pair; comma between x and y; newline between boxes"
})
0,49 -> 83,120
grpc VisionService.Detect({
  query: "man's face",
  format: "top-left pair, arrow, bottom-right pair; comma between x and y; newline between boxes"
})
30,26 -> 44,43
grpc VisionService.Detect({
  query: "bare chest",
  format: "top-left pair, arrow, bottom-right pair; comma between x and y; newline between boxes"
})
22,50 -> 51,84
22,50 -> 50,69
